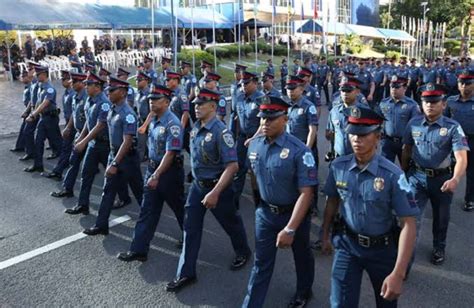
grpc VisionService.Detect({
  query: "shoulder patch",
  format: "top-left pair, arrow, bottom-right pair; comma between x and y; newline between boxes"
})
101,103 -> 110,112
222,132 -> 235,148
47,88 -> 54,94
125,114 -> 135,124
219,99 -> 226,107
153,73 -> 158,78
302,152 -> 315,167
309,105 -> 317,115
170,125 -> 181,137
180,94 -> 188,102
192,77 -> 197,83
397,173 -> 412,193
128,88 -> 133,95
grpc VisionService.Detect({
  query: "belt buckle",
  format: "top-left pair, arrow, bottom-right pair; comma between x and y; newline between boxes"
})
358,234 -> 370,248
425,168 -> 435,177
268,204 -> 280,214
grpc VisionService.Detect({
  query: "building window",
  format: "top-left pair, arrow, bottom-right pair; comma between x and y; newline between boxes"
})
337,0 -> 351,23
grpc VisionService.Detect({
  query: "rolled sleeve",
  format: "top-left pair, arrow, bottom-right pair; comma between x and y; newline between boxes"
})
166,124 -> 183,152
324,164 -> 339,198
219,131 -> 237,164
391,172 -> 419,217
451,124 -> 470,152
296,150 -> 318,188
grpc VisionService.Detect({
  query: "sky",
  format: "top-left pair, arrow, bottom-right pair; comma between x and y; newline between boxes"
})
58,0 -> 134,6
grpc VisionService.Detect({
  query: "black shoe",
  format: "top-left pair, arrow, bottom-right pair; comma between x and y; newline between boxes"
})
46,153 -> 59,160
10,148 -> 23,152
19,154 -> 33,161
431,249 -> 445,265
51,190 -> 74,198
117,251 -> 148,262
24,165 -> 44,173
287,291 -> 313,308
230,253 -> 250,270
41,171 -> 62,181
112,199 -> 131,210
463,201 -> 474,212
83,226 -> 109,236
64,205 -> 89,215
166,277 -> 197,292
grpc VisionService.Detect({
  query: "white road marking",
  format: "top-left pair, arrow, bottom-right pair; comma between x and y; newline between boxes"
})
0,215 -> 131,271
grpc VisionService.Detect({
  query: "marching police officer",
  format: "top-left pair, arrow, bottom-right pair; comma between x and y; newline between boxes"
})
316,56 -> 330,104
330,59 -> 345,98
445,70 -> 474,211
202,71 -> 227,122
292,58 -> 300,76
298,67 -> 322,119
50,72 -> 88,198
158,56 -> 172,85
143,55 -> 158,84
418,59 -> 438,86
242,95 -> 317,308
280,58 -> 288,96
260,72 -> 280,97
116,68 -> 135,107
407,58 -> 420,102
83,77 -> 143,235
166,71 -> 191,152
265,58 -> 275,75
11,69 -> 33,153
355,59 -> 375,104
199,60 -> 214,88
135,71 -> 152,161
180,60 -> 197,121
382,57 -> 397,98
373,60 -> 386,104
322,106 -> 418,308
231,63 -> 247,103
377,76 -> 420,163
231,71 -> 265,208
24,65 -> 62,173
166,88 -> 251,293
41,70 -> 76,180
401,83 -> 469,265
117,84 -> 185,261
444,62 -> 460,97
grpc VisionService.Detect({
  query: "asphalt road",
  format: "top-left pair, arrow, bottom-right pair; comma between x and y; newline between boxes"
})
0,104 -> 473,308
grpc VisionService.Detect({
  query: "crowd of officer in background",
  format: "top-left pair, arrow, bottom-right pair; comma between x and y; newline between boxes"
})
7,48 -> 474,308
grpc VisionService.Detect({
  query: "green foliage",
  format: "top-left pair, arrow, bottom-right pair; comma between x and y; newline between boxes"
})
177,49 -> 216,77
340,34 -> 364,54
0,31 -> 18,44
273,45 -> 287,56
444,40 -> 462,54
385,51 -> 401,60
206,46 -> 229,59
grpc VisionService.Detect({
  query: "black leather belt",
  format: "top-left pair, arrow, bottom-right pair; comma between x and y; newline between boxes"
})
340,219 -> 393,248
41,108 -> 60,117
261,200 -> 294,215
385,135 -> 402,143
196,178 -> 219,189
149,156 -> 183,169
414,163 -> 452,177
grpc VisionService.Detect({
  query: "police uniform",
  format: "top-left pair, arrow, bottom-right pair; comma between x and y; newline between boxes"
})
12,70 -> 32,152
445,70 -> 474,211
158,56 -> 172,86
372,63 -> 386,104
265,61 -> 275,76
25,66 -> 63,172
84,77 -> 143,235
143,55 -> 158,84
403,84 -> 469,264
261,72 -> 281,98
330,62 -> 345,97
298,68 -> 322,110
356,66 -> 374,99
169,88 -> 251,290
203,72 -> 227,119
135,72 -> 152,161
444,65 -> 460,97
407,60 -> 420,101
117,68 -> 136,107
377,76 -> 420,162
418,62 -> 438,85
231,72 -> 265,208
198,60 -> 214,88
21,75 -> 41,160
168,71 -> 191,153
325,106 -> 419,308
316,61 -> 330,103
243,96 -> 317,308
383,62 -> 397,98
280,60 -> 288,96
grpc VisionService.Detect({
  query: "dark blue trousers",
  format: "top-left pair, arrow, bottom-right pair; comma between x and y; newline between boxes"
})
130,163 -> 185,254
33,115 -> 62,168
95,154 -> 143,230
242,207 -> 314,308
23,117 -> 39,157
14,120 -> 27,150
330,234 -> 398,308
465,138 -> 474,203
52,130 -> 74,174
233,135 -> 249,207
176,181 -> 251,278
62,147 -> 84,192
380,138 -> 403,164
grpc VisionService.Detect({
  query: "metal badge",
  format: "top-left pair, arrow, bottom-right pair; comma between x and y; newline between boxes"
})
351,107 -> 361,118
401,104 -> 407,109
391,75 -> 398,82
280,148 -> 290,159
373,177 -> 385,192
158,126 -> 165,135
205,132 -> 213,142
439,127 -> 448,136
426,83 -> 435,91
412,131 -> 422,137
298,108 -> 304,115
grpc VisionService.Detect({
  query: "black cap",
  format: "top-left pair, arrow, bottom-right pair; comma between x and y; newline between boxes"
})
339,75 -> 362,91
60,70 -> 71,80
297,67 -> 312,78
70,72 -> 87,83
180,60 -> 191,68
234,63 -> 247,73
204,71 -> 222,82
99,67 -> 111,77
85,72 -> 105,86
117,68 -> 130,77
161,56 -> 171,64
200,60 -> 213,68
148,84 -> 173,100
241,71 -> 258,84
418,83 -> 446,102
257,95 -> 291,119
34,65 -> 49,75
107,76 -> 129,91
136,71 -> 151,82
458,69 -> 474,84
344,106 -> 384,135
261,72 -> 275,82
390,75 -> 408,86
193,88 -> 221,104
285,75 -> 305,90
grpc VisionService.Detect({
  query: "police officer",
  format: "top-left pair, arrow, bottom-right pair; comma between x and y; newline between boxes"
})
231,63 -> 247,103
373,60 -> 386,104
444,62 -> 460,97
83,63 -> 96,75
98,67 -> 112,81
401,83 -> 469,265
158,56 -> 172,85
50,73 -> 88,198
407,58 -> 420,102
326,76 -> 366,157
24,65 -> 62,173
382,57 -> 397,98
199,60 -> 214,88
395,57 -> 410,80
330,59 -> 345,98
166,88 -> 251,293
242,95 -> 317,308
11,69 -> 33,153
143,55 -> 158,84
260,72 -> 280,97
231,71 -> 265,208
445,70 -> 474,211
180,60 -> 197,121
377,76 -> 420,163
297,67 -> 321,119
316,56 -> 330,104
41,70 -> 76,180
265,58 -> 275,75
280,58 -> 288,96
116,68 -> 135,107
202,71 -> 227,122
83,77 -> 143,236
355,59 -> 375,104
135,71 -> 152,161
418,59 -> 438,86
68,48 -> 83,73
117,84 -> 185,261
322,106 -> 418,308
166,71 -> 191,152
292,58 -> 300,76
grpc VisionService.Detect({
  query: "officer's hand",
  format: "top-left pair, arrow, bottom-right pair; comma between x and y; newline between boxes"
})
62,128 -> 71,139
321,238 -> 333,255
380,272 -> 404,301
244,138 -> 253,147
21,111 -> 29,119
441,177 -> 458,193
137,126 -> 147,135
276,230 -> 294,249
146,175 -> 159,190
105,165 -> 117,178
26,115 -> 35,122
367,94 -> 374,102
74,141 -> 87,153
202,190 -> 219,209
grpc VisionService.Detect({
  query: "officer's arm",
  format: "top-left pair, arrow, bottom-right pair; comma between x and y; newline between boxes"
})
401,144 -> 412,172
369,81 -> 375,97
113,134 -> 133,164
286,186 -> 314,231
64,115 -> 74,132
76,124 -> 89,143
321,196 -> 340,241
22,101 -> 32,117
390,216 -> 416,281
181,111 -> 189,129
152,150 -> 176,178
138,112 -> 154,134
306,125 -> 317,149
451,150 -> 468,184
82,121 -> 106,144
31,98 -> 51,117
212,162 -> 239,195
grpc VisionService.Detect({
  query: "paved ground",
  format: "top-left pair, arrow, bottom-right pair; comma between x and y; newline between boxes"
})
0,79 -> 474,307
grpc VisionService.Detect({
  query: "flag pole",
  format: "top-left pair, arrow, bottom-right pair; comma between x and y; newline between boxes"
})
212,0 -> 217,69
150,0 -> 155,67
174,1 -> 179,69
300,2 -> 304,62
238,0 -> 242,63
271,0 -> 275,64
254,3 -> 258,71
191,0 -> 195,76
287,2 -> 290,64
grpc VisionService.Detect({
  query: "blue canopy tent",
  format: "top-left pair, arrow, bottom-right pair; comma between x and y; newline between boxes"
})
160,7 -> 233,29
376,28 -> 416,42
297,19 -> 323,34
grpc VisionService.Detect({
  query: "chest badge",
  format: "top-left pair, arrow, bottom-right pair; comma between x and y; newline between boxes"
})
298,108 -> 304,115
280,148 -> 290,159
158,126 -> 166,135
205,132 -> 213,142
373,177 -> 385,192
412,131 -> 422,137
401,104 -> 407,109
439,127 -> 448,136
